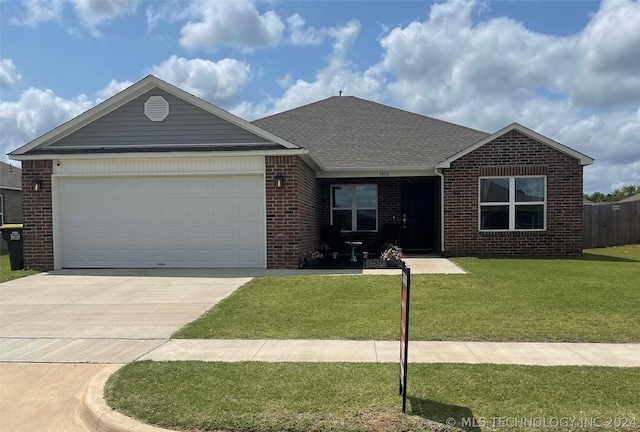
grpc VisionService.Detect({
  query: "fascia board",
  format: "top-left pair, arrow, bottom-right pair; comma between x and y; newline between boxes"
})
9,148 -> 309,161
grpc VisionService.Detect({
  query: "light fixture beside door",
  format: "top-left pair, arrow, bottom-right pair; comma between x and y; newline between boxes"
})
274,174 -> 284,189
31,179 -> 43,192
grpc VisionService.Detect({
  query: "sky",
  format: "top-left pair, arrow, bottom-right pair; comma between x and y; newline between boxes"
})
1,0 -> 639,194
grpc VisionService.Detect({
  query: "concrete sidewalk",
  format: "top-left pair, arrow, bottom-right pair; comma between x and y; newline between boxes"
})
3,337 -> 638,367
79,340 -> 640,432
140,339 -> 640,367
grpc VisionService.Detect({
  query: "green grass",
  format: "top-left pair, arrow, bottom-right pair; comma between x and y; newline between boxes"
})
105,361 -> 640,432
0,253 -> 39,283
174,245 -> 640,342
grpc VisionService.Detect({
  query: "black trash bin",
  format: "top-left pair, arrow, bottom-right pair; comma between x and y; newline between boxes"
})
1,224 -> 24,270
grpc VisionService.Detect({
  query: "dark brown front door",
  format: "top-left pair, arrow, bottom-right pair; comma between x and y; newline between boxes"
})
400,182 -> 435,252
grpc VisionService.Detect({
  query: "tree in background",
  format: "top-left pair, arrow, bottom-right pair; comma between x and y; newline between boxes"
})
584,185 -> 640,202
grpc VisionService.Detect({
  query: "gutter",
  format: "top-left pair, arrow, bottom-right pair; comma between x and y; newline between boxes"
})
8,148 -> 310,161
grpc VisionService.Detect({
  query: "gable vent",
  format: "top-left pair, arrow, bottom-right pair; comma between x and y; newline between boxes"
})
144,96 -> 169,121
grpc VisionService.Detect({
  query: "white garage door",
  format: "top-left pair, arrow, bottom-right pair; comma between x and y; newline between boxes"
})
56,175 -> 265,268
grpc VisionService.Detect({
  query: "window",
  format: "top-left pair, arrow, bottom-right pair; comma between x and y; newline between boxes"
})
331,185 -> 377,231
479,177 -> 545,231
0,194 -> 3,226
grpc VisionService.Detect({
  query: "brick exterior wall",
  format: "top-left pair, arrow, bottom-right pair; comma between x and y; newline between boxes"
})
443,130 -> 584,256
21,136 -> 580,270
21,160 -> 54,270
265,155 -> 321,268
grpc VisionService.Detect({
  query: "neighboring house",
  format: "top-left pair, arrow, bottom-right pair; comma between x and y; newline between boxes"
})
619,193 -> 640,203
8,75 -> 593,270
0,161 -> 23,253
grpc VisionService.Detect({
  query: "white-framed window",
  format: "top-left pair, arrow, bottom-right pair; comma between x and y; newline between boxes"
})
479,176 -> 546,231
0,194 -> 4,226
331,185 -> 378,231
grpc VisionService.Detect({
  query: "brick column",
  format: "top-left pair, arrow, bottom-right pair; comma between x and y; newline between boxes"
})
21,160 -> 54,270
265,156 -> 320,269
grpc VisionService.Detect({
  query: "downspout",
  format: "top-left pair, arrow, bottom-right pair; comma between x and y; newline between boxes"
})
435,168 -> 445,256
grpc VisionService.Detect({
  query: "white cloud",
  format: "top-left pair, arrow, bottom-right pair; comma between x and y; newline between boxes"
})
178,0 -> 284,51
378,0 -> 640,115
10,0 -> 139,36
148,56 -> 251,105
1,87 -> 94,159
276,73 -> 292,89
96,79 -> 134,102
232,19 -> 385,120
0,59 -> 22,89
379,1 -> 566,115
145,0 -> 184,29
579,0 -> 640,74
572,0 -> 640,108
10,0 -> 64,26
287,13 -> 325,46
71,0 -> 139,36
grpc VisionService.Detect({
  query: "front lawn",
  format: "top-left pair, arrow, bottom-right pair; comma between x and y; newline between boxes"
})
106,361 -> 640,432
174,245 -> 640,342
0,253 -> 39,283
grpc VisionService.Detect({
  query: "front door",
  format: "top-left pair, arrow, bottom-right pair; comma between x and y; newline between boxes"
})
400,183 -> 435,252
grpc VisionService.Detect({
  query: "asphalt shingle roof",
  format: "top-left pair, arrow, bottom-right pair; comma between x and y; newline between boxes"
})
253,96 -> 489,170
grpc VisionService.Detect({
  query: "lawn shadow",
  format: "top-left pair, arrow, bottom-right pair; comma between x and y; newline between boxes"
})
408,396 -> 481,431
475,253 -> 639,263
579,252 -> 639,263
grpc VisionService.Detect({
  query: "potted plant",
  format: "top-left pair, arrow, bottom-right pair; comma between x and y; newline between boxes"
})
301,250 -> 323,268
381,244 -> 404,267
318,242 -> 331,259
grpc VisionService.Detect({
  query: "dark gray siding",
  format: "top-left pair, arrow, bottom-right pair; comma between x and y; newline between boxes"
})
49,89 -> 272,148
0,189 -> 22,224
1,189 -> 22,252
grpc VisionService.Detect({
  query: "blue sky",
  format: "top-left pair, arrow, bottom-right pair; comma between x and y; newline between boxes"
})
1,0 -> 639,194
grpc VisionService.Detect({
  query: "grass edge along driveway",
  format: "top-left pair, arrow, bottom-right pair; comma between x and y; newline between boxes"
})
0,253 -> 39,283
174,245 -> 640,343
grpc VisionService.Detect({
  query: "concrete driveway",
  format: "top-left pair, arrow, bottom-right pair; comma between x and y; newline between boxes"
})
1,269 -> 252,362
1,269 -> 252,432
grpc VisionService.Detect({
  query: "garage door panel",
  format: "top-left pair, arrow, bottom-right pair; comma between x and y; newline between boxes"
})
187,201 -> 214,220
238,178 -> 262,196
57,175 -> 265,268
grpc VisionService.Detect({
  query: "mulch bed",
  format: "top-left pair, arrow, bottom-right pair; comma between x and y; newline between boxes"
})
301,257 -> 401,270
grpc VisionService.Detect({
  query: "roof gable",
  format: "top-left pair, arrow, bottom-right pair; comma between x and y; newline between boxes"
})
620,193 -> 640,202
45,88 -> 271,150
436,123 -> 594,168
253,96 -> 489,170
10,75 -> 299,158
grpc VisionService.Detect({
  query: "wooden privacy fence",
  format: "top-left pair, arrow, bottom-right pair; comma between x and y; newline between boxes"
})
584,200 -> 640,248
